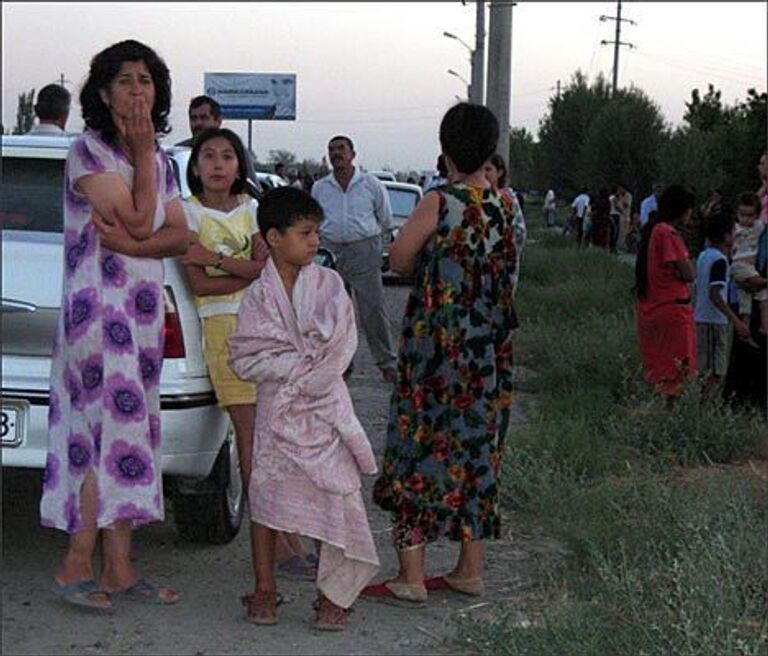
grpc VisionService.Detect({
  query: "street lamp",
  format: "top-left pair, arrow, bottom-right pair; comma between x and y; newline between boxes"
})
443,30 -> 473,54
444,30 -> 477,103
447,69 -> 471,102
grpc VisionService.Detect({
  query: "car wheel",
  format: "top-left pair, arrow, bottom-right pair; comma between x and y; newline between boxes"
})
170,430 -> 244,545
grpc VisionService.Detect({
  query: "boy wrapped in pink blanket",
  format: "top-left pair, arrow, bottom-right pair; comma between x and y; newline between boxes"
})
228,187 -> 379,630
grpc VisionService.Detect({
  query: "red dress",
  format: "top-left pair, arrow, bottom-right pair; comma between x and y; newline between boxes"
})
636,222 -> 697,396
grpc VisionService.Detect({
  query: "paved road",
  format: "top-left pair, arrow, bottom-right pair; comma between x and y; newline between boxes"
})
2,283 -> 559,656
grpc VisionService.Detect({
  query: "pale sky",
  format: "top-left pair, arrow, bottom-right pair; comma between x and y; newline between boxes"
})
2,2 -> 766,172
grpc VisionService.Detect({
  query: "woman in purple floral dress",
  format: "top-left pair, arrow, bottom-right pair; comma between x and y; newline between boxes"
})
39,40 -> 188,610
362,104 -> 518,606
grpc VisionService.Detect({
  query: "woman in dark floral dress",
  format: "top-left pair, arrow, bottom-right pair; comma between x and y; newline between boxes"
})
362,103 -> 518,606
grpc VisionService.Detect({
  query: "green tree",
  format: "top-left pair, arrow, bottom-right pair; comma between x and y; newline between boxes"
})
661,86 -> 766,201
581,86 -> 668,195
507,127 -> 536,191
534,71 -> 611,198
13,88 -> 35,134
267,149 -> 297,166
683,84 -> 728,132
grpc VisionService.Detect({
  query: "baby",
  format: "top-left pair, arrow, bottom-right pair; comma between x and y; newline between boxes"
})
732,192 -> 768,336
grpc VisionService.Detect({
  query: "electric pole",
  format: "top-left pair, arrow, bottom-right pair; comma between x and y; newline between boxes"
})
486,1 -> 515,159
600,0 -> 636,97
471,0 -> 485,105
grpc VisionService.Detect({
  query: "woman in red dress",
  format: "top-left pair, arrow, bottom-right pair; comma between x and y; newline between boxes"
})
634,185 -> 697,405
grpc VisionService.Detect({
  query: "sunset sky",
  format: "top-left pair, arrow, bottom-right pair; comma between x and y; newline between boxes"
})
2,2 -> 766,171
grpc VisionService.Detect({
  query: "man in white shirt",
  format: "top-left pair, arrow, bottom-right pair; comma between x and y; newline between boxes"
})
27,84 -> 71,135
311,135 -> 398,383
567,187 -> 590,245
639,183 -> 663,228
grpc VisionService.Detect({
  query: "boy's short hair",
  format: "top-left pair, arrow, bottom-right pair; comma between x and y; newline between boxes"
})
737,192 -> 761,214
704,210 -> 735,245
439,103 -> 499,174
257,186 -> 324,236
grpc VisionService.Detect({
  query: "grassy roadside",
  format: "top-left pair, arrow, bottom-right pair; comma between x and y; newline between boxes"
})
456,211 -> 768,655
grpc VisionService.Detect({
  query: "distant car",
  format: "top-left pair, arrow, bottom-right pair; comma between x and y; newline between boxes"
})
1,134 -> 244,545
381,180 -> 423,283
254,171 -> 288,191
369,170 -> 397,182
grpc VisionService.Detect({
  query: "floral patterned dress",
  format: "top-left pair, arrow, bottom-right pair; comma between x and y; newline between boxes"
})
40,129 -> 179,533
373,184 -> 518,548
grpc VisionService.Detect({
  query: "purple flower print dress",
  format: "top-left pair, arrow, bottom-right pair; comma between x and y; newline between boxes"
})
40,129 -> 179,533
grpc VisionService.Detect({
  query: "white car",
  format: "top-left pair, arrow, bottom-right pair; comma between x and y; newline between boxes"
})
1,134 -> 243,544
369,170 -> 397,182
381,180 -> 423,282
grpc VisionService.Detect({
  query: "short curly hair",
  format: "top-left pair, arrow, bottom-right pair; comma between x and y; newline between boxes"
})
79,40 -> 172,145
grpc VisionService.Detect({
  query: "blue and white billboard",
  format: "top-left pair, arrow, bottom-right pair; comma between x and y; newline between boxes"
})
204,72 -> 296,120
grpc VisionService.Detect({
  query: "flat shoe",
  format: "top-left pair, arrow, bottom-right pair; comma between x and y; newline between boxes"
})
241,590 -> 280,625
424,574 -> 484,596
53,579 -> 113,612
359,580 -> 427,608
114,578 -> 181,605
277,554 -> 317,581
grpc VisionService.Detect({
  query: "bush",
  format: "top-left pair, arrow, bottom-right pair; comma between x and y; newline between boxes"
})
459,222 -> 768,655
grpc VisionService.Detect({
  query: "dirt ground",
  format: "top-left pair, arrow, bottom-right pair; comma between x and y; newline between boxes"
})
2,284 -> 562,656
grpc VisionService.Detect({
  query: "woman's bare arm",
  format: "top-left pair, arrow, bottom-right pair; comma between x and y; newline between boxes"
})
389,191 -> 440,276
94,199 -> 188,258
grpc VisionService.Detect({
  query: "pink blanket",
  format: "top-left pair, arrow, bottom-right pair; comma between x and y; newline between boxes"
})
228,258 -> 379,607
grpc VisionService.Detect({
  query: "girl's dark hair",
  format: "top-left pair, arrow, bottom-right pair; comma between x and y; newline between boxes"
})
257,186 -> 324,237
80,40 -> 171,146
634,184 -> 695,299
439,103 -> 499,174
187,128 -> 249,196
488,153 -> 508,187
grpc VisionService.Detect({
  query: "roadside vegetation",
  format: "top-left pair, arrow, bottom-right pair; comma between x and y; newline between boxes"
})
455,214 -> 768,655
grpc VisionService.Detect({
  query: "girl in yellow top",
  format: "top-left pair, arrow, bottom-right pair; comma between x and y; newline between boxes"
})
181,128 -> 266,481
180,129 -> 316,599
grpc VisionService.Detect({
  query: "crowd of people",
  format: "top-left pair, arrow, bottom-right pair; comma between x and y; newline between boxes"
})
631,173 -> 767,410
26,35 -> 765,637
36,39 -> 524,631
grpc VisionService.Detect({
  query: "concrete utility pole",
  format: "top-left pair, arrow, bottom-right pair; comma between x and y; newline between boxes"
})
600,0 -> 636,96
486,1 -> 514,159
471,0 -> 486,105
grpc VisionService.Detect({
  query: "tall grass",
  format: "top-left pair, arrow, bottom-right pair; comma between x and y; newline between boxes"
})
456,219 -> 768,655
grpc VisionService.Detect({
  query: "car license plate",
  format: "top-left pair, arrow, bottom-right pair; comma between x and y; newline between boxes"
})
1,401 -> 27,447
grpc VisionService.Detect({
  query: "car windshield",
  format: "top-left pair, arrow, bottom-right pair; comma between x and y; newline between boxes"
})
1,157 -> 65,232
387,188 -> 420,218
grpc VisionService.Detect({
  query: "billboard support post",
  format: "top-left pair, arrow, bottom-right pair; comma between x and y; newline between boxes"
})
248,119 -> 253,152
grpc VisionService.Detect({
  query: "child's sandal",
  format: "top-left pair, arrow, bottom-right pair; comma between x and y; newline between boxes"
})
241,590 -> 279,625
313,593 -> 349,631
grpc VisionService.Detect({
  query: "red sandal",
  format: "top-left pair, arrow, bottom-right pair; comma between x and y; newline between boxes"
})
240,590 -> 283,625
359,580 -> 427,607
313,593 -> 350,631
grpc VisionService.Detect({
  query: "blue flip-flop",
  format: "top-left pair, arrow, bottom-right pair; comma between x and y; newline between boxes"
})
277,554 -> 317,581
115,578 -> 181,605
53,579 -> 113,612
